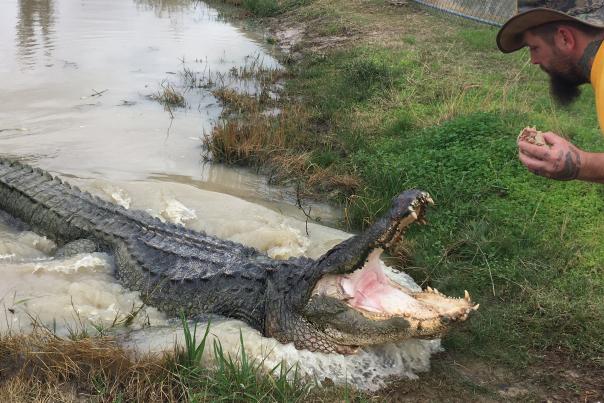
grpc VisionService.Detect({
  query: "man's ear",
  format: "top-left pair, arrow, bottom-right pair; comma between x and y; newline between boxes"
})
555,26 -> 577,51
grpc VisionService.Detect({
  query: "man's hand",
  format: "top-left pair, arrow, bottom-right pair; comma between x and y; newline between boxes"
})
518,132 -> 583,180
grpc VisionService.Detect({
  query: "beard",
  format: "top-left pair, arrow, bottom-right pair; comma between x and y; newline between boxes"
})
542,54 -> 587,107
549,72 -> 583,106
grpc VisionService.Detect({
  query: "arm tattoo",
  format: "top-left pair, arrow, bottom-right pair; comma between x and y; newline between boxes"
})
579,39 -> 603,81
554,149 -> 581,180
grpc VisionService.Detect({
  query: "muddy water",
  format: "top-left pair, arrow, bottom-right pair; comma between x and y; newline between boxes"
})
0,0 -> 440,390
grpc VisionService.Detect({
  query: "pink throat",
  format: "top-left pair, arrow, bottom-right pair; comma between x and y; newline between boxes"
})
340,249 -> 421,315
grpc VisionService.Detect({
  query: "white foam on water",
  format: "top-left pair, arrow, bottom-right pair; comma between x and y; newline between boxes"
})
103,184 -> 132,209
160,198 -> 197,226
123,320 -> 441,391
0,249 -> 166,335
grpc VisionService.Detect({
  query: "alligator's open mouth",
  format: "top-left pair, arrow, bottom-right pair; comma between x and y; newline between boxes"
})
308,191 -> 478,347
312,247 -> 478,322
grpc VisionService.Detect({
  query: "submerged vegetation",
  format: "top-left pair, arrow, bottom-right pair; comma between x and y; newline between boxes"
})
151,81 -> 187,108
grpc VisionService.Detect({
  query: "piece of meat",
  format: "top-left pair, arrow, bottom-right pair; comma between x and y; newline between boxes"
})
518,126 -> 547,146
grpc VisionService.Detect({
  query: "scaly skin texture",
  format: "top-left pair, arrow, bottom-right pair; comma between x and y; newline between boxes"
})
0,157 -> 476,354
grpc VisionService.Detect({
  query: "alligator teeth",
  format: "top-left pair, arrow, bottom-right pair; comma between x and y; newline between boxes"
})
464,290 -> 470,301
473,304 -> 480,311
410,211 -> 418,220
427,286 -> 433,293
426,196 -> 435,205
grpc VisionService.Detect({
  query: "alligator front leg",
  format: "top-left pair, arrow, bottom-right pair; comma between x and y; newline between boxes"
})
54,239 -> 99,258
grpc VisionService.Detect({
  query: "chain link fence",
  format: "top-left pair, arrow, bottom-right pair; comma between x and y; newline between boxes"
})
411,0 -> 518,27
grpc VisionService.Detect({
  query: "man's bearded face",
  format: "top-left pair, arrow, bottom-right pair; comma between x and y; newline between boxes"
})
541,48 -> 587,106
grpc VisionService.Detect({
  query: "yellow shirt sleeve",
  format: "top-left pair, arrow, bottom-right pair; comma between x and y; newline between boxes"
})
590,42 -> 604,133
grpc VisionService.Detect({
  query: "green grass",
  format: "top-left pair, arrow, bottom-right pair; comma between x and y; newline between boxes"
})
302,30 -> 604,364
352,112 -> 604,365
243,0 -> 280,16
180,313 -> 212,368
208,0 -> 604,371
176,317 -> 311,402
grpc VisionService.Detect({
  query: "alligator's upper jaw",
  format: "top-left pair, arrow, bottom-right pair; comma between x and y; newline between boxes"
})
377,190 -> 433,250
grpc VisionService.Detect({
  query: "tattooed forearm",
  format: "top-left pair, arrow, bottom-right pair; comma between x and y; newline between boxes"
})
554,149 -> 582,180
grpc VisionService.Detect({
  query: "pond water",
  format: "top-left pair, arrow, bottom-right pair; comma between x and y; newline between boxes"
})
0,0 -> 440,390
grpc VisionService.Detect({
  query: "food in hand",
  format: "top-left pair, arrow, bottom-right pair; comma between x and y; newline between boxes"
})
518,126 -> 547,147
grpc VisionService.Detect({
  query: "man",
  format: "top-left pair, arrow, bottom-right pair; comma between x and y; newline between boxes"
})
497,1 -> 604,181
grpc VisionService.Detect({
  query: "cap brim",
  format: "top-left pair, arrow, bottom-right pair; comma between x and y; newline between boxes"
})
497,8 -> 603,53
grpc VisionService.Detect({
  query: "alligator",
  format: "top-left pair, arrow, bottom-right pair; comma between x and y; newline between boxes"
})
0,157 -> 477,354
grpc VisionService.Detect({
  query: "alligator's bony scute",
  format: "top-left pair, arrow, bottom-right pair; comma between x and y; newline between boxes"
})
0,158 -> 477,354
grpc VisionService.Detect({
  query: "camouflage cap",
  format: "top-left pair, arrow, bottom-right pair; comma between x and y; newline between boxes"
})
497,0 -> 604,53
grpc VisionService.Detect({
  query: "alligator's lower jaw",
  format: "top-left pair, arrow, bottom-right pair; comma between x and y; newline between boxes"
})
311,247 -> 478,324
